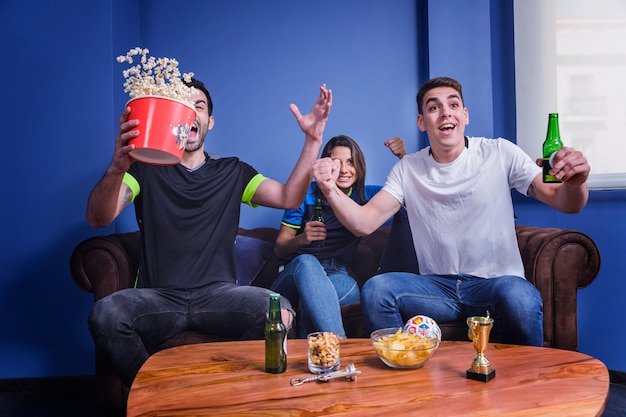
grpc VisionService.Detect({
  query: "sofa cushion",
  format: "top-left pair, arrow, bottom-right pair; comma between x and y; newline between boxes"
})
234,235 -> 276,286
378,207 -> 419,274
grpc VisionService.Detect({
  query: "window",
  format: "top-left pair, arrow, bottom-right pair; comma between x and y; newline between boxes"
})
514,0 -> 626,189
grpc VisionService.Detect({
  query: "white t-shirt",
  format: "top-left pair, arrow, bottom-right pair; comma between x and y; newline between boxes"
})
382,137 -> 541,278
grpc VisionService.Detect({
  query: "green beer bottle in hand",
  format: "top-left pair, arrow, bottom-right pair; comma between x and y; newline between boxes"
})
542,113 -> 564,183
311,196 -> 325,248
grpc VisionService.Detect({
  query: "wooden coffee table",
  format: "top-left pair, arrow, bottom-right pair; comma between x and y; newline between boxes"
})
127,339 -> 609,416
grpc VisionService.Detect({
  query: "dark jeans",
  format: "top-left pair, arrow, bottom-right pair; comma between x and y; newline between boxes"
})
88,282 -> 293,386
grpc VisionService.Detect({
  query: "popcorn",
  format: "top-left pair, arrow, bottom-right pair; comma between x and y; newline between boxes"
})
117,47 -> 195,104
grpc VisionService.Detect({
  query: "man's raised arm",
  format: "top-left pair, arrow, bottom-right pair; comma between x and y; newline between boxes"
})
252,84 -> 332,209
86,108 -> 138,227
313,157 -> 401,236
530,146 -> 590,214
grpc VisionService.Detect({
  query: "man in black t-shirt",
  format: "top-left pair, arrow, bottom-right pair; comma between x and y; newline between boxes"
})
85,78 -> 332,386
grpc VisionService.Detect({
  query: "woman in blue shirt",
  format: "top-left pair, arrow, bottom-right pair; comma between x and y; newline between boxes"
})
270,135 -> 405,337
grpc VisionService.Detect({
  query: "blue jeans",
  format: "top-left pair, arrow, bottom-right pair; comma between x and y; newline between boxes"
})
361,273 -> 543,346
88,282 -> 293,386
271,254 -> 360,338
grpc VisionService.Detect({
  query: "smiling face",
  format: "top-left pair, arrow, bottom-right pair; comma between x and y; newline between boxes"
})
330,146 -> 357,192
185,88 -> 214,153
320,135 -> 367,200
417,86 -> 469,163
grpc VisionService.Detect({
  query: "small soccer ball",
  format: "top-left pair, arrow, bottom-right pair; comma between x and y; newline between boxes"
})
403,315 -> 441,342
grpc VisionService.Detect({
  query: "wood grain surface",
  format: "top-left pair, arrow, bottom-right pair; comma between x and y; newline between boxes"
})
127,339 -> 609,416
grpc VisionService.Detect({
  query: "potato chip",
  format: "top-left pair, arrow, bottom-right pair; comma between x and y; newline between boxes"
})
371,327 -> 438,368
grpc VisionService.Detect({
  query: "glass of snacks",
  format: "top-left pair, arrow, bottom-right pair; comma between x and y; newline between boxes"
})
370,327 -> 439,369
308,332 -> 340,374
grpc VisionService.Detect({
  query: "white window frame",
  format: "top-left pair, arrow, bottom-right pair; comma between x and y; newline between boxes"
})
513,0 -> 626,190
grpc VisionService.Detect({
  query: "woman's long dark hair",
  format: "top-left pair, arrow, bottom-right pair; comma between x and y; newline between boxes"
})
318,135 -> 367,202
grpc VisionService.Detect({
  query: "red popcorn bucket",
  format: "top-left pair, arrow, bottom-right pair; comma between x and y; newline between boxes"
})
127,96 -> 196,165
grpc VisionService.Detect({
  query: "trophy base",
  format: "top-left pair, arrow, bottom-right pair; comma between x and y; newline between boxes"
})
466,368 -> 496,383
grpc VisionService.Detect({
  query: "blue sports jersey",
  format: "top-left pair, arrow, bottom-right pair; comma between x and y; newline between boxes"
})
280,182 -> 381,264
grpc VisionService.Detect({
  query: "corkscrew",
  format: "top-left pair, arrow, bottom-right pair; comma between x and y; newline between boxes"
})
290,363 -> 361,386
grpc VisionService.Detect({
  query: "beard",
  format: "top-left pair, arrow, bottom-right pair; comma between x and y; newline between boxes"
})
185,130 -> 206,153
185,139 -> 204,153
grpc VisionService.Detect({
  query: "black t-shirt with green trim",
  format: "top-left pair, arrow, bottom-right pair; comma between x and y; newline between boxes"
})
124,154 -> 262,290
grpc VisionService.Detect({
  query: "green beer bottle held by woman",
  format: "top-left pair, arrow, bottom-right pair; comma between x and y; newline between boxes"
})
542,113 -> 564,183
311,196 -> 325,247
265,293 -> 287,373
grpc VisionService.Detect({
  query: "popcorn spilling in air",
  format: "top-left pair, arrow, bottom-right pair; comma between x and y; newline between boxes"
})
117,47 -> 195,104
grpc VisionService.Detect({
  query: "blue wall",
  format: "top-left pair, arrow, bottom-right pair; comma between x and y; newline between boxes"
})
1,0 -> 117,377
0,0 -> 624,379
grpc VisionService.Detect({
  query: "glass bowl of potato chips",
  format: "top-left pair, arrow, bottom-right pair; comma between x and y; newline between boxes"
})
370,327 -> 439,369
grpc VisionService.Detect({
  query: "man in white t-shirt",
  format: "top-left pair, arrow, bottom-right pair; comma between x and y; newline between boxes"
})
312,76 -> 590,346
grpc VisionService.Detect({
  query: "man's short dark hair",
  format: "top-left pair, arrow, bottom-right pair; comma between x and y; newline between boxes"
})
416,77 -> 464,115
185,78 -> 213,116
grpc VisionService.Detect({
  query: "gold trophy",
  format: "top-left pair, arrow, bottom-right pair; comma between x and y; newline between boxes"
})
466,311 -> 496,382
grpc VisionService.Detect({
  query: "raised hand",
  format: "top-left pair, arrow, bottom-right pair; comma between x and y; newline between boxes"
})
313,157 -> 340,195
384,136 -> 407,159
289,84 -> 333,143
550,146 -> 590,187
110,106 -> 139,174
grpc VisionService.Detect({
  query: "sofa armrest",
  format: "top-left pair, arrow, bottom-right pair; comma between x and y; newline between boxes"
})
515,225 -> 601,350
69,231 -> 141,301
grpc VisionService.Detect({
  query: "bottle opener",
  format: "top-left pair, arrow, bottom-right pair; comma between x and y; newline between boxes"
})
290,363 -> 361,386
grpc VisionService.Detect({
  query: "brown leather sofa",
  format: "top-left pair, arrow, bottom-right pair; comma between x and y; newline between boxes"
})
70,221 -> 600,414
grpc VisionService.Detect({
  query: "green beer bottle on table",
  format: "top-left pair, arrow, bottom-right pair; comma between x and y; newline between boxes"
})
265,293 -> 287,373
542,113 -> 564,183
